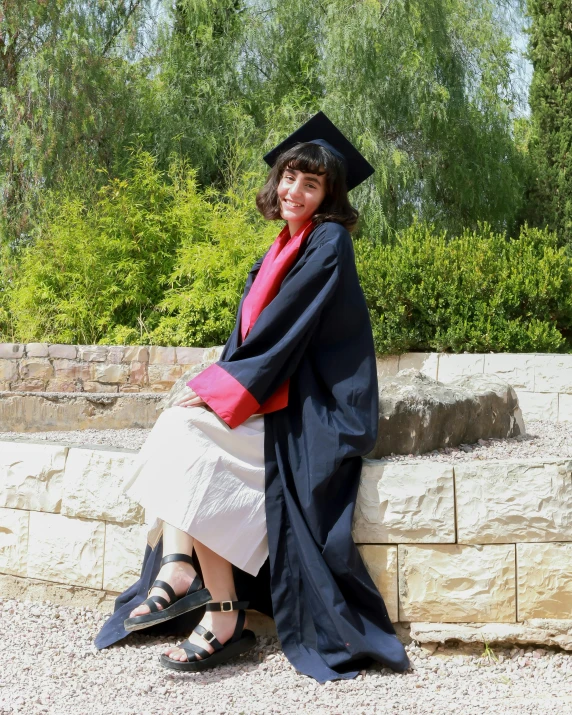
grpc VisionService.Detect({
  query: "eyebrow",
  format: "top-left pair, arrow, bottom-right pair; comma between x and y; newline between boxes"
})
285,169 -> 324,185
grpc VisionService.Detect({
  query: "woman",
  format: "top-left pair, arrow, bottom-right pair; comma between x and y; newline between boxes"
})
95,111 -> 410,682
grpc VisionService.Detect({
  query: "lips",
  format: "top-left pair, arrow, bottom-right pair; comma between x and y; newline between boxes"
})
283,198 -> 303,209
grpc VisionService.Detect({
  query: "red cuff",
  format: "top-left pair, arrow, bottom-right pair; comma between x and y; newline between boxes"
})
188,364 -> 259,429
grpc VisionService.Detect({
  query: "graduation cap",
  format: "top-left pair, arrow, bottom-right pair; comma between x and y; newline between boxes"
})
263,111 -> 374,191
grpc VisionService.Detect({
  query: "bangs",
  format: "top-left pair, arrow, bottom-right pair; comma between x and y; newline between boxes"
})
276,142 -> 340,186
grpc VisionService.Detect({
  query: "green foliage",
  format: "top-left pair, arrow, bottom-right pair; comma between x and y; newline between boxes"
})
7,151 -> 276,345
355,220 -> 572,354
525,0 -> 572,249
0,0 -> 532,248
9,153 -> 190,344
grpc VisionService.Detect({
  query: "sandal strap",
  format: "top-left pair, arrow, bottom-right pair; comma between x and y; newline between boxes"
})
178,639 -> 212,662
205,600 -> 249,612
160,553 -> 194,567
230,609 -> 246,643
193,624 -> 223,651
151,579 -> 176,604
139,596 -> 162,613
147,595 -> 169,610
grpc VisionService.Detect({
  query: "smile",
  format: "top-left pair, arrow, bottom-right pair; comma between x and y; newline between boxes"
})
283,199 -> 303,208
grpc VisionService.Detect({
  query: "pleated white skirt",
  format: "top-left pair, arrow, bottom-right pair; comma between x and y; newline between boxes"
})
123,405 -> 268,576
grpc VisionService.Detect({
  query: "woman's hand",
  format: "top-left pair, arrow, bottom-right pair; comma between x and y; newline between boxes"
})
175,388 -> 208,409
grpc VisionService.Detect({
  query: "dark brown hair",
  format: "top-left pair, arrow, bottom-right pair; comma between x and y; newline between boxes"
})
255,142 -> 359,232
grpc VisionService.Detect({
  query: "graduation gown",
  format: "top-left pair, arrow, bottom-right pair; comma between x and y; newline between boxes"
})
95,220 -> 410,681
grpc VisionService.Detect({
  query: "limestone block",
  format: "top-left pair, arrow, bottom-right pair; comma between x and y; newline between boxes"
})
437,353 -> 485,382
120,385 -> 141,393
27,512 -> 104,589
19,358 -> 54,381
516,390 -> 558,420
410,620 -> 572,651
77,345 -> 108,362
353,460 -> 455,543
52,359 -> 93,382
483,353 -> 535,391
398,544 -> 516,622
0,381 -> 11,391
129,361 -> 148,385
93,363 -> 130,384
175,347 -> 204,365
0,393 -> 162,432
61,447 -> 143,524
123,346 -> 149,363
456,459 -> 572,544
0,343 -> 24,359
149,346 -> 176,364
26,343 -> 49,358
103,523 -> 148,592
0,359 -> 18,381
376,356 -> 399,378
48,344 -> 77,359
0,573 -> 116,611
559,393 -> 572,422
517,543 -> 572,620
397,353 -> 439,379
147,364 -> 182,388
107,346 -> 125,364
0,442 -> 67,512
358,545 -> 398,622
83,382 -> 118,393
12,379 -> 46,392
46,378 -> 80,392
0,507 -> 29,577
534,354 -> 572,393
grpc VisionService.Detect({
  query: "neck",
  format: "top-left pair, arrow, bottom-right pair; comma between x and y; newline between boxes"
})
287,218 -> 311,237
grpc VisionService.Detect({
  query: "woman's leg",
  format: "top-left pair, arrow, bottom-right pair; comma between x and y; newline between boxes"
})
164,540 -> 245,661
129,521 -> 197,618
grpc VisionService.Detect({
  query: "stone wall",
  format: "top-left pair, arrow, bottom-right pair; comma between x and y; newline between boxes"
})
1,438 -> 571,626
0,343 -> 204,394
0,344 -> 571,419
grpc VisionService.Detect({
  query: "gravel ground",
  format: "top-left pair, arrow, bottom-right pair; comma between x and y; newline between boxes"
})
1,420 -> 571,461
2,598 -> 572,715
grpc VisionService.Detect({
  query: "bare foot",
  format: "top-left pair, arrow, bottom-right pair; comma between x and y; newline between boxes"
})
163,609 -> 246,662
129,560 -> 197,618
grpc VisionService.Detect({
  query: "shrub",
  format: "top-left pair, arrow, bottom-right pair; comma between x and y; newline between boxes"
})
355,220 -> 572,354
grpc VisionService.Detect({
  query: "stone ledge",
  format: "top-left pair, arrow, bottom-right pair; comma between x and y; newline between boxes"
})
410,620 -> 572,651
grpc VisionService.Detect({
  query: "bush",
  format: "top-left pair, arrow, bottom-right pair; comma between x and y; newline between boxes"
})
355,220 -> 572,354
8,151 -> 276,346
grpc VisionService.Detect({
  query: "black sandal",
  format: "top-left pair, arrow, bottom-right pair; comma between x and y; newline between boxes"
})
124,553 -> 211,632
159,599 -> 256,672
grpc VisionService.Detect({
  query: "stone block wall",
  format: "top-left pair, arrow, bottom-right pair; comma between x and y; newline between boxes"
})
1,439 -> 571,626
0,343 -> 205,393
1,345 -> 572,418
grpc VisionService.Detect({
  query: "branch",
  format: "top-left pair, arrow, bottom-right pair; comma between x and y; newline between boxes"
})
101,0 -> 143,56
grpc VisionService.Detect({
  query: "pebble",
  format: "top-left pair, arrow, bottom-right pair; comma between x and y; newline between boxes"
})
1,597 -> 572,714
0,420 -> 570,460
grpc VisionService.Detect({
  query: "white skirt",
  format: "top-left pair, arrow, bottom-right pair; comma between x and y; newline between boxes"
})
123,405 -> 268,576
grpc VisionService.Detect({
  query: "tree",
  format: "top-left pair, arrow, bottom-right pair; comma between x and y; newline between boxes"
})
526,0 -> 572,250
0,0 -> 151,244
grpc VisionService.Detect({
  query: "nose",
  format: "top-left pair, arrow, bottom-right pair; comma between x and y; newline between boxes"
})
288,177 -> 304,198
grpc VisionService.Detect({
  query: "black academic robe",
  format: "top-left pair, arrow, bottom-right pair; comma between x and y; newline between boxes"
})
95,221 -> 410,681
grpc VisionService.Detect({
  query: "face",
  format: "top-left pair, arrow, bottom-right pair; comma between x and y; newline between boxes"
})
277,167 -> 327,229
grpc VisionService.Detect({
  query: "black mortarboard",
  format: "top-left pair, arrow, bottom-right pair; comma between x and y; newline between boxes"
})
263,111 -> 375,191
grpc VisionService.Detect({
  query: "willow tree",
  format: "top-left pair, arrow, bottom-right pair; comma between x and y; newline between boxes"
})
233,0 -> 529,240
526,0 -> 572,250
0,0 -> 152,243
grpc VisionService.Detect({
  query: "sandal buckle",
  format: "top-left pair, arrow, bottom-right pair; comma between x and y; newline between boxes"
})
204,631 -> 216,643
221,601 -> 233,612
